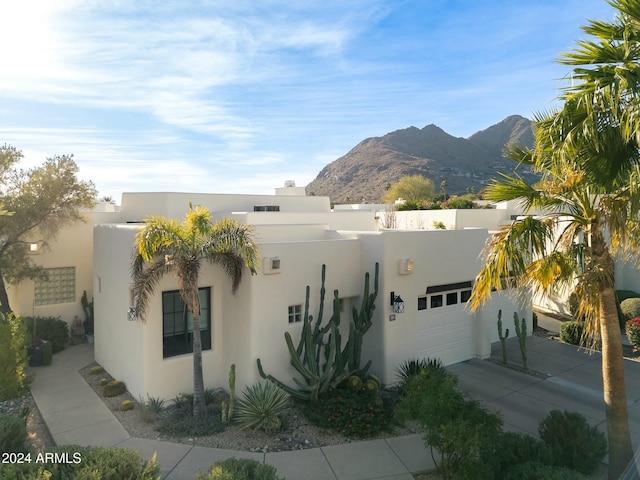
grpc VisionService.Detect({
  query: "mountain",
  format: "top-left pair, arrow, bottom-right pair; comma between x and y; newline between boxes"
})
306,115 -> 536,203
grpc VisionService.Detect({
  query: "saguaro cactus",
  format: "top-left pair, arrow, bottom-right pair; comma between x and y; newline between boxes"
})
497,310 -> 509,364
514,313 -> 528,370
257,263 -> 379,402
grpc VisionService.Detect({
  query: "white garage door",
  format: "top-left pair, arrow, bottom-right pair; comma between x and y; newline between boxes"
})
415,292 -> 473,366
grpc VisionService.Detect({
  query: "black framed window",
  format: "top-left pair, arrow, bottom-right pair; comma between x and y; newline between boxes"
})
460,289 -> 472,303
446,292 -> 458,305
162,287 -> 211,358
288,304 -> 302,323
418,296 -> 427,311
430,294 -> 443,308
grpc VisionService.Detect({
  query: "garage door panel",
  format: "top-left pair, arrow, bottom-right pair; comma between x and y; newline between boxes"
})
416,308 -> 473,366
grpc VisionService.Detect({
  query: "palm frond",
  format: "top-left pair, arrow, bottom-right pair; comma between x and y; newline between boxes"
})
131,253 -> 172,321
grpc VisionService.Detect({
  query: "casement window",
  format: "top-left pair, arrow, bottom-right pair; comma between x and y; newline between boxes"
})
288,304 -> 302,324
34,267 -> 76,306
162,287 -> 211,358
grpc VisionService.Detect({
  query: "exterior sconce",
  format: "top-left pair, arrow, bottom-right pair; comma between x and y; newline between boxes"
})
390,292 -> 405,313
398,258 -> 414,275
28,242 -> 40,253
127,307 -> 137,321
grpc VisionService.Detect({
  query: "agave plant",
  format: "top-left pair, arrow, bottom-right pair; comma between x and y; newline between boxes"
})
235,381 -> 290,433
396,357 -> 445,393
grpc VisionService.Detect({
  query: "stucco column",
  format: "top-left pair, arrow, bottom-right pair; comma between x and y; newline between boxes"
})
473,307 -> 492,359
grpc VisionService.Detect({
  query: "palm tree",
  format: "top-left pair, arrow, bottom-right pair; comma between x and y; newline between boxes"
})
469,4 -> 640,477
132,204 -> 258,416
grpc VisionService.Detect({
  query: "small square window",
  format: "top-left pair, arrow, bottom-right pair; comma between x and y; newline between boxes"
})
288,304 -> 302,324
430,295 -> 443,308
418,296 -> 427,311
460,290 -> 472,303
446,292 -> 458,305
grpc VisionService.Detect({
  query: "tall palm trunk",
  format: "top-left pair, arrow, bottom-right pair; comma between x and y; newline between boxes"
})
593,227 -> 635,479
191,313 -> 207,417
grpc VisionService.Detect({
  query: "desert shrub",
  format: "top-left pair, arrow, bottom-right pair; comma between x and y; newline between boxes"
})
120,400 -> 135,411
103,380 -> 126,397
396,200 -> 422,211
0,445 -> 160,480
446,196 -> 474,209
620,298 -> 640,323
144,395 -> 166,413
0,313 -> 30,401
559,321 -> 584,346
616,290 -> 640,328
90,365 -> 105,375
538,410 -> 607,475
195,458 -> 284,480
300,387 -> 394,438
395,357 -> 445,394
22,316 -> 68,353
503,461 -> 591,480
494,431 -> 551,478
172,393 -> 194,414
626,317 -> 640,349
0,413 -> 28,453
394,370 -> 502,480
235,381 -> 290,433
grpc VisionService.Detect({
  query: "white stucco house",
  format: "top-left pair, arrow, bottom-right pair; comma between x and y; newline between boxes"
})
8,183 -> 557,401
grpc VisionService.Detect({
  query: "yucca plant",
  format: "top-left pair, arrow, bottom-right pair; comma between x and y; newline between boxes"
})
235,381 -> 290,433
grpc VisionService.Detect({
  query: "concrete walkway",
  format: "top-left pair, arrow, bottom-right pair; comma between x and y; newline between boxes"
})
29,336 -> 640,479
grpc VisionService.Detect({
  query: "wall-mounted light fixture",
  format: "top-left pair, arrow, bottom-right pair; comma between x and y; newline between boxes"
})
390,291 -> 405,313
28,242 -> 40,254
398,258 -> 414,275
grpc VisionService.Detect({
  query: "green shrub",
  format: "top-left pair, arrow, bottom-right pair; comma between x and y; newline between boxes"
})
103,380 -> 126,397
394,370 -> 502,480
301,388 -> 394,438
23,316 -> 68,353
0,413 -> 28,453
626,317 -> 640,349
616,290 -> 640,328
559,321 -> 584,346
235,381 -> 290,433
0,313 -> 30,401
494,431 -> 551,478
0,445 -> 160,480
503,461 -> 591,480
41,340 -> 53,366
195,458 -> 284,480
538,410 -> 607,475
395,357 -> 445,393
620,298 -> 640,323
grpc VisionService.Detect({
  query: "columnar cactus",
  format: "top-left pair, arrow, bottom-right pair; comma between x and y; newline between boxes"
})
257,263 -> 379,402
514,313 -> 528,370
497,310 -> 509,364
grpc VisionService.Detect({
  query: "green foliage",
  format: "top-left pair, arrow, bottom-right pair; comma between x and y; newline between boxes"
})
620,298 -> 640,323
497,310 -> 509,364
23,317 -> 68,353
559,321 -> 584,346
0,445 -> 160,480
138,395 -> 164,424
300,388 -> 394,438
102,380 -> 126,397
346,375 -> 363,392
396,200 -> 422,211
89,365 -> 105,375
395,357 -> 445,394
99,378 -> 109,386
432,220 -> 446,229
120,400 -> 134,411
0,413 -> 28,453
0,146 -> 97,315
382,174 -> 435,204
39,340 -> 52,366
394,370 -> 503,480
0,313 -> 30,400
616,290 -> 640,329
222,364 -> 236,423
235,381 -> 290,433
538,410 -> 607,475
514,313 -> 528,370
494,432 -> 552,478
257,263 -> 379,402
503,461 -> 592,480
195,458 -> 284,480
446,196 -> 474,209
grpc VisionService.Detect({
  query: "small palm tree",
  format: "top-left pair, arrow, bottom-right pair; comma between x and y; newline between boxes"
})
132,204 -> 258,416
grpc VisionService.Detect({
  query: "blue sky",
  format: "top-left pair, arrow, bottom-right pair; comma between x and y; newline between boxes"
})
0,0 -> 615,201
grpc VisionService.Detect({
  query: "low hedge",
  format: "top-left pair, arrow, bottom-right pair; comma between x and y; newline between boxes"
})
23,317 -> 69,353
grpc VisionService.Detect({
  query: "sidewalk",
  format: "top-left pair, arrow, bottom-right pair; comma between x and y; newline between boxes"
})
29,337 -> 640,479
